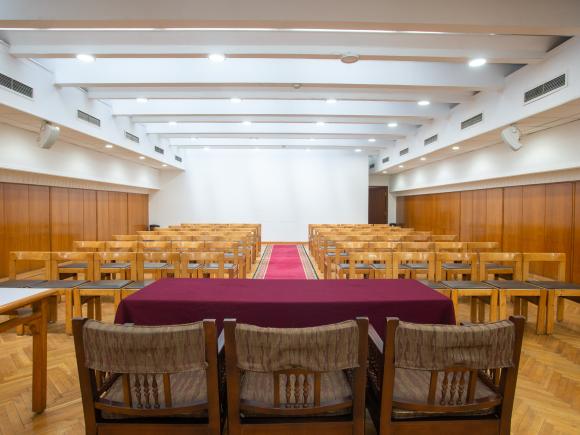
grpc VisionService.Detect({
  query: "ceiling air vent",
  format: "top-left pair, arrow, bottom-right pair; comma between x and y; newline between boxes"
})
369,163 -> 375,170
399,148 -> 409,156
125,131 -> 140,143
382,156 -> 390,164
524,73 -> 566,104
154,146 -> 165,155
424,134 -> 438,146
175,155 -> 182,163
0,72 -> 34,98
461,113 -> 483,130
77,110 -> 101,127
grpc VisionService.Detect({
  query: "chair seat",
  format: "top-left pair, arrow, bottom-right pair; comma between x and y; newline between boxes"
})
485,263 -> 514,272
0,280 -> 47,288
526,280 -> 580,290
442,262 -> 471,270
484,280 -> 541,290
187,263 -> 201,270
371,264 -> 389,270
28,280 -> 88,289
144,262 -> 168,269
338,263 -> 372,270
400,263 -> 428,270
326,252 -> 348,257
442,280 -> 494,290
204,263 -> 236,270
78,280 -> 132,289
101,262 -> 131,269
240,370 -> 351,415
417,279 -> 448,290
124,280 -> 156,290
58,262 -> 88,269
391,368 -> 499,419
101,370 -> 207,419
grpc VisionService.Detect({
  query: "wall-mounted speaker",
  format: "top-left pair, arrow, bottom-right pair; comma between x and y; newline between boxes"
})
501,125 -> 522,151
38,121 -> 60,149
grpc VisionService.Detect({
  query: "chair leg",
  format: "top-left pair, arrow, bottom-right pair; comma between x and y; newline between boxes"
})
48,296 -> 58,323
499,291 -> 507,319
65,292 -> 73,335
557,298 -> 565,322
490,292 -> 498,321
521,300 -> 529,318
73,289 -> 83,318
451,292 -> 459,324
536,291 -> 547,335
478,298 -> 486,322
546,292 -> 555,334
513,297 -> 521,315
470,298 -> 478,322
87,300 -> 94,319
95,298 -> 102,321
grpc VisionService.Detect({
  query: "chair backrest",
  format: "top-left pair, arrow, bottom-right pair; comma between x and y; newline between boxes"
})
434,242 -> 466,253
435,252 -> 478,281
374,316 -> 524,433
138,234 -> 170,241
367,242 -> 400,252
51,251 -> 95,280
136,252 -> 180,279
9,251 -> 51,280
94,252 -> 137,280
171,241 -> 205,252
466,241 -> 499,253
137,241 -> 172,252
479,252 -> 522,280
180,251 -> 225,278
400,242 -> 434,252
393,252 -> 435,280
522,252 -> 566,281
72,318 -> 220,426
105,241 -> 138,252
74,241 -> 106,252
224,318 -> 368,419
431,235 -> 457,242
112,235 -> 140,241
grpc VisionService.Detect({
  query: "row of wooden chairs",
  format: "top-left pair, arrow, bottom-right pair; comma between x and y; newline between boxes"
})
73,315 -> 525,435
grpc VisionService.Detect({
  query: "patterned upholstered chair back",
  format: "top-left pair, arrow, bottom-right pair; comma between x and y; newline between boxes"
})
73,318 -> 220,428
224,318 -> 368,423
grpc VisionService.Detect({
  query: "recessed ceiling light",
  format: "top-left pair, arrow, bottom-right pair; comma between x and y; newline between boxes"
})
136,97 -> 148,103
104,144 -> 113,149
326,98 -> 337,104
387,122 -> 398,128
468,58 -> 487,68
316,121 -> 325,126
162,164 -> 168,167
417,100 -> 430,106
452,146 -> 460,150
76,54 -> 95,63
354,148 -> 362,153
230,97 -> 242,103
169,121 -> 177,126
381,171 -> 387,174
398,165 -> 404,168
204,146 -> 210,150
420,157 -> 426,161
306,148 -> 311,152
242,120 -> 252,125
340,53 -> 360,64
139,156 -> 146,160
368,138 -> 376,143
190,137 -> 197,141
309,138 -> 315,141
208,53 -> 225,62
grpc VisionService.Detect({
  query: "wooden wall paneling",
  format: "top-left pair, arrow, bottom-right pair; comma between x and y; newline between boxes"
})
68,189 -> 85,247
396,196 -> 406,225
4,184 -> 30,273
108,191 -> 128,237
485,188 -> 504,247
471,190 -> 487,242
503,186 -> 523,252
50,187 -> 70,252
522,184 -> 546,276
127,193 -> 149,234
544,183 -> 574,280
96,191 -> 110,241
83,190 -> 97,241
28,186 -> 50,270
442,192 -> 460,235
0,184 -> 6,278
460,191 -> 474,242
573,182 -> 580,283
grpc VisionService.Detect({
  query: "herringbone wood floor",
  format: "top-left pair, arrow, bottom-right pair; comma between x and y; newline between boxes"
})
1,256 -> 579,434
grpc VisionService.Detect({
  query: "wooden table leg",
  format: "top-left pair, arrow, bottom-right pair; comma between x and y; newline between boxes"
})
537,290 -> 547,335
31,299 -> 48,413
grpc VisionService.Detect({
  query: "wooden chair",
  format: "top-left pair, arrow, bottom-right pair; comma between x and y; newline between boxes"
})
74,252 -> 137,320
441,280 -> 498,323
430,235 -> 457,242
434,242 -> 466,253
366,316 -> 525,435
435,252 -> 477,282
73,318 -> 221,435
139,234 -> 171,242
478,253 -> 522,281
327,242 -> 367,279
73,241 -> 106,252
336,252 -> 374,280
399,242 -> 433,252
224,318 -> 368,435
179,252 -> 226,279
105,241 -> 138,252
137,240 -> 172,252
465,242 -> 499,253
367,242 -> 400,253
369,252 -> 394,279
135,251 -> 180,285
393,252 -> 435,280
205,241 -> 243,278
171,241 -> 205,253
112,235 -> 140,241
522,253 -> 575,334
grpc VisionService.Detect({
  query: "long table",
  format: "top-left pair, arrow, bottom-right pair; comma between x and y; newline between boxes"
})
115,279 -> 455,334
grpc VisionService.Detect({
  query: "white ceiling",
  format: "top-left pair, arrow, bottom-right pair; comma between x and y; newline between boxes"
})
0,0 -> 577,160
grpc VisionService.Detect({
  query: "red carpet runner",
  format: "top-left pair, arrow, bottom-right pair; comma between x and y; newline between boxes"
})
255,244 -> 318,279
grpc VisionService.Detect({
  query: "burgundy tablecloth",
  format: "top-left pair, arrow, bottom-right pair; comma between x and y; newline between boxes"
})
115,279 -> 455,334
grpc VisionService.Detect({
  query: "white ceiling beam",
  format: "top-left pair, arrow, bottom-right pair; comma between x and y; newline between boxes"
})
1,0 -> 579,35
130,115 -> 428,125
52,58 -> 509,90
112,99 -> 448,118
168,137 -> 391,148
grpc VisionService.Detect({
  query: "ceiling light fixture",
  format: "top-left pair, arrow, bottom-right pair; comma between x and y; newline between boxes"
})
139,156 -> 146,160
417,100 -> 430,106
104,144 -> 113,149
368,138 -> 376,143
208,53 -> 225,62
162,164 -> 168,167
230,97 -> 242,103
452,146 -> 460,150
309,138 -> 315,141
398,165 -> 404,168
388,122 -> 398,128
420,157 -> 426,161
326,98 -> 337,104
340,53 -> 360,64
76,53 -> 95,63
136,97 -> 148,103
381,171 -> 387,174
169,121 -> 177,126
468,58 -> 487,67
306,148 -> 311,152
204,146 -> 210,150
354,148 -> 362,153
242,120 -> 252,125
316,121 -> 325,126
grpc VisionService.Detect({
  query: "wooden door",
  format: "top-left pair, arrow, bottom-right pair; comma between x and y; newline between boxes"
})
368,187 -> 388,224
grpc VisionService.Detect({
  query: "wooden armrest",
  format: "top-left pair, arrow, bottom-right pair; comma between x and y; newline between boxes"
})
218,330 -> 225,354
368,324 -> 384,353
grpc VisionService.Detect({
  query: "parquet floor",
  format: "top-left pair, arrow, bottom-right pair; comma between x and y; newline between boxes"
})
1,251 -> 579,434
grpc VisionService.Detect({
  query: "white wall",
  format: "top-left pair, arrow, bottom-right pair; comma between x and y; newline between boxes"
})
0,122 -> 160,191
390,120 -> 580,195
150,149 -> 369,241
